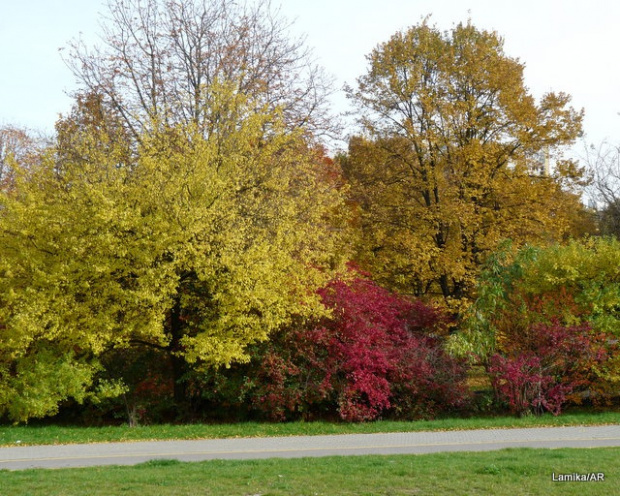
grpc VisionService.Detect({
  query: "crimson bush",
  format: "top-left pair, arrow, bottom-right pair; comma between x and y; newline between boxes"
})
206,275 -> 470,422
489,315 -> 609,416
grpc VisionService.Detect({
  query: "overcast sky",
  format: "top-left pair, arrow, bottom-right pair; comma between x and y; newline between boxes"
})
1,0 -> 618,151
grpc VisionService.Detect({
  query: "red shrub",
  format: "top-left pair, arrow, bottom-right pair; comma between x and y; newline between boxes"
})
489,318 -> 602,415
247,276 -> 470,421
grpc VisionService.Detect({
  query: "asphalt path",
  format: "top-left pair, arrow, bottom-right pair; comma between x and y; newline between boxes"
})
0,425 -> 619,470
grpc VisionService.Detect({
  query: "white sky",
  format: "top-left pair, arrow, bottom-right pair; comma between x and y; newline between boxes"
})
1,0 -> 618,151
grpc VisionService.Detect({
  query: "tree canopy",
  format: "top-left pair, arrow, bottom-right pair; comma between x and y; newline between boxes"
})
0,80 -> 345,422
0,9 -> 607,423
343,21 -> 585,303
449,238 -> 620,409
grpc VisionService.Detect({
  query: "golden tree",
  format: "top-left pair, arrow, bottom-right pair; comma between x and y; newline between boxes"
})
0,0 -> 347,422
343,21 -> 585,303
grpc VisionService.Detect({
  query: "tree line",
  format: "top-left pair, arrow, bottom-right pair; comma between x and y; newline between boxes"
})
0,0 -> 616,424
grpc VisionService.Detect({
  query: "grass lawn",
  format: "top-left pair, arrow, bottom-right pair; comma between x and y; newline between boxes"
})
1,447 -> 617,495
0,409 -> 618,447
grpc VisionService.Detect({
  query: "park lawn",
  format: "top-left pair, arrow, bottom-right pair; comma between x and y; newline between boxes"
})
1,447 -> 618,496
0,409 -> 618,447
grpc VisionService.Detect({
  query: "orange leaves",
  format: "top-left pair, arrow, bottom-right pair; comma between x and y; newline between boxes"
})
343,21 -> 585,302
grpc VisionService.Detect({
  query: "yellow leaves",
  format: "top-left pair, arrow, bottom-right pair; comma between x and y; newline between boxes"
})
345,21 -> 585,302
0,77 -> 348,416
4,347 -> 98,422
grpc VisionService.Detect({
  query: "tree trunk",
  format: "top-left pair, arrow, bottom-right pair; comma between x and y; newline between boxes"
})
168,296 -> 189,408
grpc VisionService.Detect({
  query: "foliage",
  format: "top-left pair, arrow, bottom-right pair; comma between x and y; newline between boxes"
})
489,354 -> 566,416
343,20 -> 585,302
82,347 -> 176,426
489,318 -> 601,416
1,0 -> 345,423
0,125 -> 45,192
0,82 -> 346,422
197,274 -> 470,422
451,238 -> 620,410
0,345 -> 96,423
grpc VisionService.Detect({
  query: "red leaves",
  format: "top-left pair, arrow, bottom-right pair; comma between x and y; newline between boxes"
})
249,275 -> 469,421
489,353 -> 557,416
489,318 -> 604,416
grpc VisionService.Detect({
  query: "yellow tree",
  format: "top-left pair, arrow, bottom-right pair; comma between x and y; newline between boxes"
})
0,82 -> 346,422
343,21 -> 585,304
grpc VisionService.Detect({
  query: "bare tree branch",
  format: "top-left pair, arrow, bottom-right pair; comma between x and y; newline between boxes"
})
62,0 -> 336,141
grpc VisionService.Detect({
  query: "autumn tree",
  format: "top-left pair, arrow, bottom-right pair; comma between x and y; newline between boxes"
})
63,0 -> 334,143
0,126 -> 45,191
0,82 -> 346,422
0,0 -> 347,423
343,21 -> 585,303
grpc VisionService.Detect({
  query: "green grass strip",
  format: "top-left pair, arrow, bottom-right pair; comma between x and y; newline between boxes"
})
1,409 -> 618,447
1,447 -> 618,495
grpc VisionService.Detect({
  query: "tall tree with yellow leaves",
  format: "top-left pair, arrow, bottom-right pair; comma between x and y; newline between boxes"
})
343,21 -> 585,304
0,0 -> 347,423
0,82 -> 346,422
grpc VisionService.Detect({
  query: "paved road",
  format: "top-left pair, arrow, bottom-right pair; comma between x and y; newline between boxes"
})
0,425 -> 619,470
